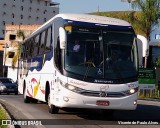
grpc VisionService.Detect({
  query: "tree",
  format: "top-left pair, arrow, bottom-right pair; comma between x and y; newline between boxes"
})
12,44 -> 22,69
17,30 -> 25,40
131,0 -> 160,40
12,30 -> 25,69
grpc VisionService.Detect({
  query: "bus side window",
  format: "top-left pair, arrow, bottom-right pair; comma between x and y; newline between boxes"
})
28,39 -> 34,58
45,27 -> 52,52
33,35 -> 40,56
39,31 -> 46,54
25,43 -> 29,59
54,37 -> 61,72
21,44 -> 25,59
22,43 -> 26,59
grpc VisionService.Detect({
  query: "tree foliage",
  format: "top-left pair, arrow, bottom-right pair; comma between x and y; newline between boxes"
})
12,44 -> 22,69
131,0 -> 160,40
91,0 -> 160,41
91,11 -> 145,36
12,30 -> 25,69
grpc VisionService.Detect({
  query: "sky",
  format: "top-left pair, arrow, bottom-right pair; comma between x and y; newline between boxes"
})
55,0 -> 132,14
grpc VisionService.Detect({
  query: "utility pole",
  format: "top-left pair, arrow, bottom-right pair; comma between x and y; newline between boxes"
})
3,43 -> 9,77
97,5 -> 99,12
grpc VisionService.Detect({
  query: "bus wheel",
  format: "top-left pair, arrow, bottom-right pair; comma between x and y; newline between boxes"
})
48,93 -> 59,114
23,85 -> 30,103
31,98 -> 38,103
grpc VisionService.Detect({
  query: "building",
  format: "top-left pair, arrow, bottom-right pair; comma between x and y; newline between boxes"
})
0,0 -> 59,39
149,21 -> 160,67
4,24 -> 41,81
150,19 -> 160,43
0,40 -> 4,77
0,0 -> 59,78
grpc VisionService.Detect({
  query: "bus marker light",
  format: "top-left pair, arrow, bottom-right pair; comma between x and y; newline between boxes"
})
133,100 -> 137,105
63,96 -> 69,102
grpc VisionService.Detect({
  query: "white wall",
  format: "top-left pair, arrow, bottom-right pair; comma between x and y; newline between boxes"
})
7,67 -> 17,82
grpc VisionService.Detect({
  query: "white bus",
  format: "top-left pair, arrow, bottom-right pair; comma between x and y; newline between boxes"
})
18,14 -> 143,114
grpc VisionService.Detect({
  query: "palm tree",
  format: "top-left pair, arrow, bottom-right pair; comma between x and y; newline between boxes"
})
131,0 -> 160,40
12,30 -> 24,69
12,43 -> 22,69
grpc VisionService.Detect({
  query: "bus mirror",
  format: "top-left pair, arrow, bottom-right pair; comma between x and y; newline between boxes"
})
59,27 -> 66,49
137,35 -> 149,57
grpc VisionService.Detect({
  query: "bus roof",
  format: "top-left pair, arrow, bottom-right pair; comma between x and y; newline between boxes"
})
29,13 -> 132,39
55,13 -> 131,27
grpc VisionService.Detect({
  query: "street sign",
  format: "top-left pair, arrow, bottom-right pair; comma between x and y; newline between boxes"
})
138,68 -> 155,79
138,68 -> 156,90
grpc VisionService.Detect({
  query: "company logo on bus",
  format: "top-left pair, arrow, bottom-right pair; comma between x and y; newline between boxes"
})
94,80 -> 113,84
99,92 -> 107,97
100,85 -> 109,92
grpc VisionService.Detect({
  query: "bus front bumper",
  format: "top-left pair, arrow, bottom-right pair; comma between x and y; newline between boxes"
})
52,91 -> 138,110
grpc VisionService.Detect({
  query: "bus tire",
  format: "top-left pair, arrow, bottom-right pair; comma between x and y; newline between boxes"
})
31,98 -> 38,103
48,93 -> 59,114
49,104 -> 59,114
23,83 -> 30,103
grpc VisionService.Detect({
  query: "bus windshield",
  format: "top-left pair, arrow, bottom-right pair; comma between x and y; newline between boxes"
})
65,26 -> 138,80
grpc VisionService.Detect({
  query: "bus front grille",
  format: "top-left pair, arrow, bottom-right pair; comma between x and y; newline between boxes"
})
79,91 -> 126,97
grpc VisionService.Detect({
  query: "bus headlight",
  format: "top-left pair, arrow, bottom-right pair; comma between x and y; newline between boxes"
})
123,87 -> 139,95
67,85 -> 76,91
65,84 -> 80,92
59,80 -> 84,93
130,88 -> 136,94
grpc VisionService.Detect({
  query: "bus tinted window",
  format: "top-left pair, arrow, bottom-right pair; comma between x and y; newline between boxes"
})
39,31 -> 46,54
33,35 -> 40,56
54,37 -> 61,71
28,39 -> 34,58
24,44 -> 28,59
21,44 -> 25,59
46,27 -> 52,52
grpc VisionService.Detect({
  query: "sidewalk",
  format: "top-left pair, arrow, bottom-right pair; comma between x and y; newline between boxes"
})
138,98 -> 160,102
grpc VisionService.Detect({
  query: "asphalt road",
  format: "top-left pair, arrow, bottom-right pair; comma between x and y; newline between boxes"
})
0,94 -> 160,128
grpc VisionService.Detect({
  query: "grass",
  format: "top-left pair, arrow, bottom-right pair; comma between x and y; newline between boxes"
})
0,104 -> 8,128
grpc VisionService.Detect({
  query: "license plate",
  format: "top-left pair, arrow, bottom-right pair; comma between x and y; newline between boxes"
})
96,100 -> 110,106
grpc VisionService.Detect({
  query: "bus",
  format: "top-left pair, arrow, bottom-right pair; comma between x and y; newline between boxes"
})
18,14 -> 144,114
